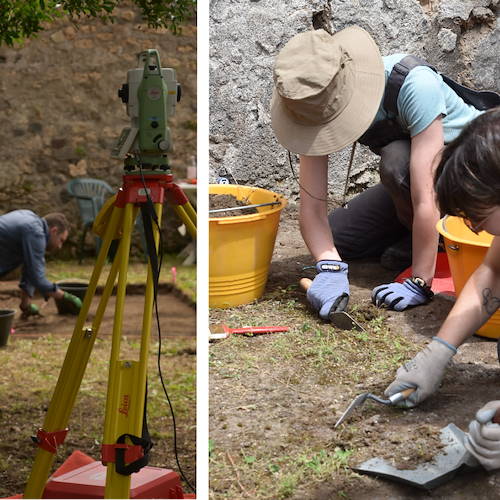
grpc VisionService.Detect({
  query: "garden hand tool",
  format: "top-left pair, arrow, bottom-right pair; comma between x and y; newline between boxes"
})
299,277 -> 364,331
351,423 -> 479,489
352,409 -> 500,489
334,388 -> 416,428
209,324 -> 289,340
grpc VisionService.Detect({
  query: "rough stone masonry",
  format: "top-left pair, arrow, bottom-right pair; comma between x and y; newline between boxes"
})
0,1 -> 197,257
209,0 -> 500,204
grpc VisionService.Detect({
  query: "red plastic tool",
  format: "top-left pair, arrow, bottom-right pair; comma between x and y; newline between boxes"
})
209,324 -> 289,340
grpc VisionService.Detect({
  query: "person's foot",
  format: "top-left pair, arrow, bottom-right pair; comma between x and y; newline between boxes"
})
380,235 -> 412,271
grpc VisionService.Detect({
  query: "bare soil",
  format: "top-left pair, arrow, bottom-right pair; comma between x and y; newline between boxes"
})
0,282 -> 196,497
209,204 -> 500,499
0,282 -> 195,340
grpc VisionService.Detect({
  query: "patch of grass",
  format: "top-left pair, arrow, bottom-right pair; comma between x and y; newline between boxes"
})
209,295 -> 420,498
0,335 -> 196,497
209,442 -> 353,499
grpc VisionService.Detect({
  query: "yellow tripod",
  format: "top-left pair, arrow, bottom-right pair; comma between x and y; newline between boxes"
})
23,170 -> 196,499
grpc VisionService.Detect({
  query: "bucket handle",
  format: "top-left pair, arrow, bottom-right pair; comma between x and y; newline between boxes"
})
215,213 -> 267,224
209,201 -> 282,214
441,214 -> 459,251
442,214 -> 450,235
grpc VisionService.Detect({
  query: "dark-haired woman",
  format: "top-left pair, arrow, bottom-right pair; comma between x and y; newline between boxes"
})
385,108 -> 500,470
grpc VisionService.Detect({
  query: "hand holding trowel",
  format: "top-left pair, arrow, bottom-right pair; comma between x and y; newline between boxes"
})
299,277 -> 364,331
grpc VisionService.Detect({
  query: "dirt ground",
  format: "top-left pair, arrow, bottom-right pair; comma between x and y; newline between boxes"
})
0,282 -> 196,340
0,282 -> 196,497
209,205 -> 500,499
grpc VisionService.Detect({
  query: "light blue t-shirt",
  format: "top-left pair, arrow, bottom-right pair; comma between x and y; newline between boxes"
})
371,54 -> 483,144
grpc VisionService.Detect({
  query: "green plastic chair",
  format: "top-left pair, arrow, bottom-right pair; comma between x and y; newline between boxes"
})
67,178 -> 147,264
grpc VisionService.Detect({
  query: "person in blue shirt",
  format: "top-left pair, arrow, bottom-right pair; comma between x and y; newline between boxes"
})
271,26 -> 500,471
270,26 -> 482,316
0,210 -> 82,316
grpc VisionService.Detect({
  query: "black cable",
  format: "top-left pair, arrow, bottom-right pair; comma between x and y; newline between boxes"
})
134,152 -> 196,493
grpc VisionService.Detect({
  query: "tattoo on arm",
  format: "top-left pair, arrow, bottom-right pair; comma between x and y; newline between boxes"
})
482,288 -> 500,315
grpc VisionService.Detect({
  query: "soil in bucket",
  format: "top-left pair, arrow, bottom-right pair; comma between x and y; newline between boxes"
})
209,184 -> 287,309
209,194 -> 258,218
55,281 -> 89,315
0,309 -> 16,347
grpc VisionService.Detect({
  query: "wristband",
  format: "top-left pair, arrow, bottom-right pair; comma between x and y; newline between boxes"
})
410,276 -> 434,298
433,336 -> 458,354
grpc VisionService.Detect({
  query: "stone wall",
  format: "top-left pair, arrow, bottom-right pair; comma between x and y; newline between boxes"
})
209,0 -> 500,203
0,1 -> 197,258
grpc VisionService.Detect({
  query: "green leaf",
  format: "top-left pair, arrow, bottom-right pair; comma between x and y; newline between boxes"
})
0,0 -> 197,47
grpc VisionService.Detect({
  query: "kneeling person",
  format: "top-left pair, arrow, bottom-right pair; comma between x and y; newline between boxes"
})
385,108 -> 500,470
0,210 -> 82,316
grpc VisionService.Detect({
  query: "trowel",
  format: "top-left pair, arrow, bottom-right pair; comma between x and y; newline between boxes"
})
299,278 -> 365,331
334,388 -> 416,428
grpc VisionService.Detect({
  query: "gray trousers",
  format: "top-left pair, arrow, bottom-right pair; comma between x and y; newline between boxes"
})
328,140 -> 412,260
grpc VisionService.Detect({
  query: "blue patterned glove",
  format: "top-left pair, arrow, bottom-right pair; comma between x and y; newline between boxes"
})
372,279 -> 432,311
307,260 -> 349,319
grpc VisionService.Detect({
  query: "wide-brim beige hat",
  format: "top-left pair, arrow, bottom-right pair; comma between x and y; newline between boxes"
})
271,27 -> 385,156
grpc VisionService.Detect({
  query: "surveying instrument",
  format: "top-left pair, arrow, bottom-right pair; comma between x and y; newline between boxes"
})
23,50 -> 197,499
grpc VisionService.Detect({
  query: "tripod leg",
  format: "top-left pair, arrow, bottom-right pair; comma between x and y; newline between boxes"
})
182,200 -> 197,227
172,202 -> 197,241
24,205 -> 125,499
102,202 -> 163,499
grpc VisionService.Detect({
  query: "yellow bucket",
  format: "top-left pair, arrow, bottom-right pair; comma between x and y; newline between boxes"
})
437,215 -> 499,338
209,184 -> 287,309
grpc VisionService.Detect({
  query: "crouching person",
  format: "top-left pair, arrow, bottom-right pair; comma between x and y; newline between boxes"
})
0,210 -> 82,316
384,108 -> 500,469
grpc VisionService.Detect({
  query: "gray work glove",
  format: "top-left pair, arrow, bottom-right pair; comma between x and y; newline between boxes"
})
384,337 -> 456,407
20,303 -> 41,319
61,291 -> 82,315
307,260 -> 349,319
464,401 -> 500,471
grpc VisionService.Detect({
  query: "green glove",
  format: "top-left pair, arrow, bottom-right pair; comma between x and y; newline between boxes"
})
21,303 -> 40,318
62,291 -> 82,315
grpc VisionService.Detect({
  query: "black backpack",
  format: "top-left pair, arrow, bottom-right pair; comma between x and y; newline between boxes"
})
358,55 -> 500,154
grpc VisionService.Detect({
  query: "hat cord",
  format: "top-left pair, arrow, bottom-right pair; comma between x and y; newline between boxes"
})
341,141 -> 357,209
287,142 -> 357,209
